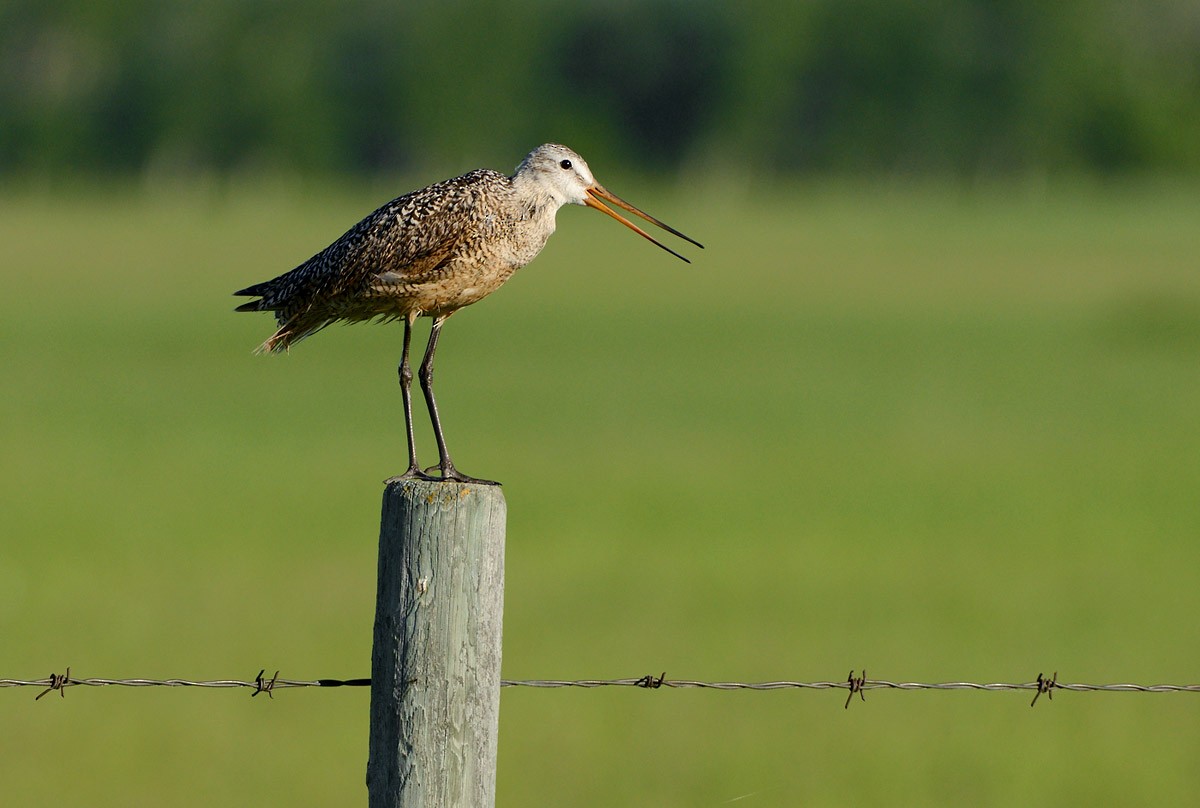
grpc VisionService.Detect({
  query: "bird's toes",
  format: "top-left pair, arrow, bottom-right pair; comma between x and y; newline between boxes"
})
388,465 -> 438,484
425,463 -> 500,486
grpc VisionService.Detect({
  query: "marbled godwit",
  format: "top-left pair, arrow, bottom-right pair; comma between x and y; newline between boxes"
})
234,143 -> 702,484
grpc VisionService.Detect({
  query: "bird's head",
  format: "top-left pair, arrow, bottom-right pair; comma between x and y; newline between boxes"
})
515,143 -> 596,205
514,143 -> 703,262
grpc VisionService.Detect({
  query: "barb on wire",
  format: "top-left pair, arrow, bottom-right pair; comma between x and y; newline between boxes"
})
635,672 -> 667,689
1031,671 -> 1057,707
252,669 -> 279,699
845,669 -> 866,709
35,667 -> 71,701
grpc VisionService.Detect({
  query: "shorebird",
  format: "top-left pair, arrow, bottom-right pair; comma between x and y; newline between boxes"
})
234,143 -> 702,484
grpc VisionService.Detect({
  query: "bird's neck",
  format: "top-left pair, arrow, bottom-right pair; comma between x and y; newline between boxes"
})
510,175 -> 567,223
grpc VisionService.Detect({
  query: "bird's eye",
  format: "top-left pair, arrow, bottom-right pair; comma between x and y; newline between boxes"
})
559,159 -> 572,170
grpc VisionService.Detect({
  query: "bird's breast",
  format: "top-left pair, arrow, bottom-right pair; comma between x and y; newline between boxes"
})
503,209 -> 557,267
362,200 -> 559,318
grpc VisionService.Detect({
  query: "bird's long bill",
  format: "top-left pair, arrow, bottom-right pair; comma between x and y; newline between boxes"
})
585,185 -> 703,264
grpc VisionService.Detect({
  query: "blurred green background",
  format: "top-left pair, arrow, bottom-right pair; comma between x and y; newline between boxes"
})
6,0 -> 1200,178
3,2 -> 1200,806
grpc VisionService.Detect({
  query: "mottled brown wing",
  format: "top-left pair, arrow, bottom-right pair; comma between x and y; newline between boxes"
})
235,169 -> 500,312
335,171 -> 498,296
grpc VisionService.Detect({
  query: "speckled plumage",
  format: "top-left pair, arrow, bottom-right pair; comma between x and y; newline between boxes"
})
237,163 -> 556,352
235,143 -> 701,482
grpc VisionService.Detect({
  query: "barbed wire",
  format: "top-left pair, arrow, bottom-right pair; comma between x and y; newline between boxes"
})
5,668 -> 1200,707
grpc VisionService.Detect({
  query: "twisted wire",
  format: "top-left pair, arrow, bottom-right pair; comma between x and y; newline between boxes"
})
5,670 -> 1199,705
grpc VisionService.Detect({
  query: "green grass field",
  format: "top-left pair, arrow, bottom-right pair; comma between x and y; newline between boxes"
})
3,177 -> 1200,806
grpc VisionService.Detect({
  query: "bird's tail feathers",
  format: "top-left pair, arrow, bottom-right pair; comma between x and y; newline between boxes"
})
254,317 -> 331,354
233,280 -> 272,298
256,325 -> 297,354
253,334 -> 286,355
233,280 -> 279,313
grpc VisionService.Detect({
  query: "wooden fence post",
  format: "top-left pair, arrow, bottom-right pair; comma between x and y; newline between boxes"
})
367,479 -> 507,808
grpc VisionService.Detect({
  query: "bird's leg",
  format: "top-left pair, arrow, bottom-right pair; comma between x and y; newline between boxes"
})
419,315 -> 499,485
395,316 -> 433,481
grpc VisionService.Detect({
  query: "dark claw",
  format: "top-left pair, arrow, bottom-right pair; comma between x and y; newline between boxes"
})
391,464 -> 438,483
423,464 -> 501,486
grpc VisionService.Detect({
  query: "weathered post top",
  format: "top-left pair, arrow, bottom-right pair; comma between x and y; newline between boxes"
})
368,479 -> 507,808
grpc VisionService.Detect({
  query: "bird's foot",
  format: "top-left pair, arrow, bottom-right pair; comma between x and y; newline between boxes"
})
423,463 -> 501,486
387,463 -> 439,484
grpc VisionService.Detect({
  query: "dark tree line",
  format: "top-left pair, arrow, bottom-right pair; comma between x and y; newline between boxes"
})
3,0 -> 1198,178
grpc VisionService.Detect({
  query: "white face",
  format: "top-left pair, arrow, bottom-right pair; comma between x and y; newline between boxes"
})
517,144 -> 597,205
